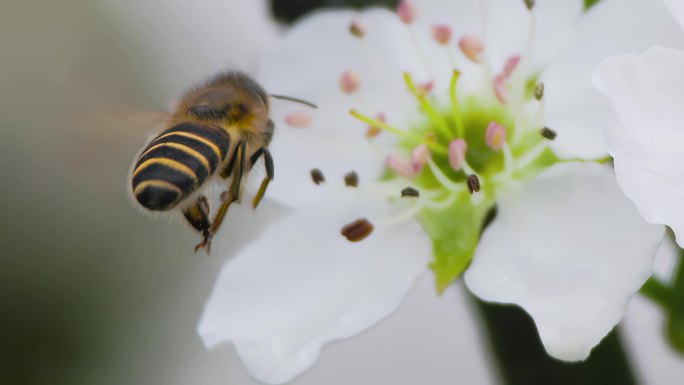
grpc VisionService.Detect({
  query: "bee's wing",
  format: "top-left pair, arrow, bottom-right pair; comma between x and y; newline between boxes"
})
83,105 -> 171,136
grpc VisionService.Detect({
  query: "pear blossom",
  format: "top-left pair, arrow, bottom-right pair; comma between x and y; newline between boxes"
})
198,1 -> 676,383
592,0 -> 684,248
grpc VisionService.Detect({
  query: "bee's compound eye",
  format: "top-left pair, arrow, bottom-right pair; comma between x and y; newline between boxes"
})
134,182 -> 180,211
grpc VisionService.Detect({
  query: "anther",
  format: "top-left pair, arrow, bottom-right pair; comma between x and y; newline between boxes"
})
485,122 -> 506,151
366,112 -> 385,138
458,35 -> 484,63
339,71 -> 361,94
493,74 -> 507,104
310,168 -> 325,185
349,20 -> 365,38
401,186 -> 420,198
540,127 -> 557,140
502,55 -> 521,79
524,0 -> 536,11
341,218 -> 374,242
417,81 -> 434,95
284,111 -> 312,128
467,174 -> 481,194
534,83 -> 544,100
411,143 -> 429,173
387,154 -> 417,179
448,139 -> 467,171
344,171 -> 359,187
432,25 -> 452,45
396,1 -> 417,24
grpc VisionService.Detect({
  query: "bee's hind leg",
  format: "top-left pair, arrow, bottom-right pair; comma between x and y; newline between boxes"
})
196,141 -> 246,254
182,196 -> 213,253
249,146 -> 274,209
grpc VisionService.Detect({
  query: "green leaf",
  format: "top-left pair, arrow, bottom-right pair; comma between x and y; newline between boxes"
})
419,191 -> 494,293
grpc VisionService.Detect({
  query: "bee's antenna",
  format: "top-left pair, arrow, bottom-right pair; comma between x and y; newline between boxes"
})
270,94 -> 318,109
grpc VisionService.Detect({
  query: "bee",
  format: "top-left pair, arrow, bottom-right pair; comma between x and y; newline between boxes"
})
130,71 -> 315,253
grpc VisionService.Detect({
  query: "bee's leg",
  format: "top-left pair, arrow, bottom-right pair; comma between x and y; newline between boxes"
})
249,146 -> 274,209
182,196 -> 212,253
198,141 -> 246,253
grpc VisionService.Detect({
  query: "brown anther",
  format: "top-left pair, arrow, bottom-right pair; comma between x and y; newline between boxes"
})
534,82 -> 544,100
540,127 -> 557,140
341,218 -> 374,242
467,174 -> 481,194
524,0 -> 535,10
344,171 -> 359,187
401,186 -> 420,198
310,168 -> 325,185
349,20 -> 365,38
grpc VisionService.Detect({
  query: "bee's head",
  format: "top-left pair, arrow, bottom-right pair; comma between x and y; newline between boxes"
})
185,83 -> 268,128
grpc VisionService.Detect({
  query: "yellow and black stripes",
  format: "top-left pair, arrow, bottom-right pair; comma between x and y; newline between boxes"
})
132,122 -> 230,211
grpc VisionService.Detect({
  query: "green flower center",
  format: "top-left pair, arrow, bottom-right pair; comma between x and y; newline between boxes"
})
351,70 -> 560,292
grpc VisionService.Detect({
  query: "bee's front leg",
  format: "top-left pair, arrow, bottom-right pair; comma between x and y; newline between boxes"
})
182,196 -> 213,253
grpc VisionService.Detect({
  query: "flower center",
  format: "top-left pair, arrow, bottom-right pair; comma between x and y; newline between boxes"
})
350,66 -> 556,215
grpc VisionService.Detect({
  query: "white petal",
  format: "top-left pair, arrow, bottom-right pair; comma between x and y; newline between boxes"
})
198,188 -> 431,384
465,162 -> 664,361
593,46 -> 684,247
663,0 -> 684,29
542,0 -> 684,159
259,10 -> 426,207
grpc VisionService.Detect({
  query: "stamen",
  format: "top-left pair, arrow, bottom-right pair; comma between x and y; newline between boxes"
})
411,143 -> 429,173
467,174 -> 481,194
349,20 -> 365,38
339,71 -> 361,94
310,168 -> 325,185
458,35 -> 484,63
540,127 -> 557,140
377,204 -> 422,226
344,171 -> 359,187
534,83 -> 544,100
365,112 -> 386,138
417,81 -> 434,95
514,141 -> 548,171
420,191 -> 458,210
493,74 -> 507,104
502,55 -> 521,79
427,158 -> 466,192
284,111 -> 312,128
387,154 -> 417,179
341,218 -> 374,242
449,70 -> 465,137
500,142 -> 514,180
350,109 -> 445,154
485,122 -> 506,151
396,1 -> 417,24
401,186 -> 420,198
403,72 -> 451,138
448,139 -> 467,171
431,25 -> 452,45
524,0 -> 536,11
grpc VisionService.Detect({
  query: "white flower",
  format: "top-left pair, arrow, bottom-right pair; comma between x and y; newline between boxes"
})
199,1 -> 671,383
592,0 -> 684,248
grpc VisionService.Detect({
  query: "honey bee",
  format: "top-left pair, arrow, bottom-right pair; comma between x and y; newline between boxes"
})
130,71 -> 315,253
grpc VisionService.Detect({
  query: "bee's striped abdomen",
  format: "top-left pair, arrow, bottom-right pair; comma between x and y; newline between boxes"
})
132,122 -> 230,211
